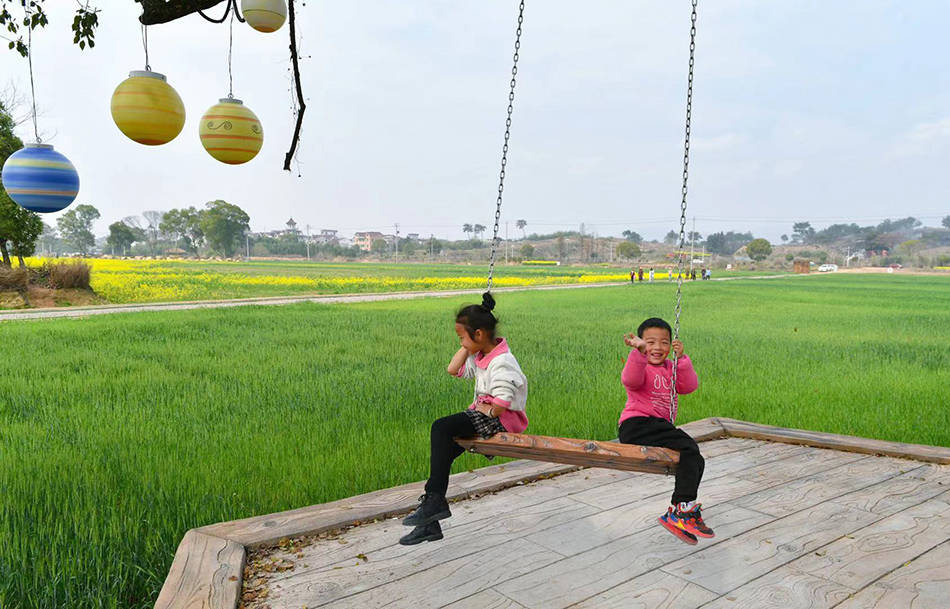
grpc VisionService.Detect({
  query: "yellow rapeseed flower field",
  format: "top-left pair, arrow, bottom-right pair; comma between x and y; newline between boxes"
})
21,258 -> 637,303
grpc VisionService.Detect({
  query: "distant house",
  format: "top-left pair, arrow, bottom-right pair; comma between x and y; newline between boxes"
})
250,218 -> 304,240
284,218 -> 301,238
354,231 -> 385,251
314,229 -> 339,245
406,233 -> 420,242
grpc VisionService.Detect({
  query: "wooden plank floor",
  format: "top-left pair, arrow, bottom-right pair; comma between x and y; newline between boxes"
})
241,438 -> 950,609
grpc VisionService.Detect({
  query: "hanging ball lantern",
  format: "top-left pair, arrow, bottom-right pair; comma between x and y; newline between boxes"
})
1,144 -> 80,213
110,70 -> 186,146
199,98 -> 264,165
241,0 -> 287,33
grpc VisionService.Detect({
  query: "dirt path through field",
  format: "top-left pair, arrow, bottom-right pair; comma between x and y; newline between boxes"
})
0,274 -> 793,322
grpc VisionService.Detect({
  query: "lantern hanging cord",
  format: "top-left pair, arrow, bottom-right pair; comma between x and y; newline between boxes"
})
141,24 -> 151,71
26,10 -> 40,143
228,10 -> 234,97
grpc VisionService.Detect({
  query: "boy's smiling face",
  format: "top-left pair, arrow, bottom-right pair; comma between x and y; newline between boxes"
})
641,327 -> 672,365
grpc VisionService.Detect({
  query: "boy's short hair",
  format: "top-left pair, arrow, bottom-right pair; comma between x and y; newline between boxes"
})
637,317 -> 672,339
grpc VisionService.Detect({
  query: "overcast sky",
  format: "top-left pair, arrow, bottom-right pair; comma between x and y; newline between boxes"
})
1,0 -> 948,241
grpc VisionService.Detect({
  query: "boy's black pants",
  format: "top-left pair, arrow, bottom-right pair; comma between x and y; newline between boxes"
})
424,412 -> 478,496
618,416 -> 705,505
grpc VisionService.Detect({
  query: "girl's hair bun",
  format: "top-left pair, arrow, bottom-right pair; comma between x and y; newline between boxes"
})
481,291 -> 496,312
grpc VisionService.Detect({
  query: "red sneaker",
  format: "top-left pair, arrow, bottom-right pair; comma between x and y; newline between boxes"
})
657,507 -> 698,545
676,503 -> 715,538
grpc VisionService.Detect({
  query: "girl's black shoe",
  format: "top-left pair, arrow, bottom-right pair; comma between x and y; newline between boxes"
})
402,493 -> 451,526
399,521 -> 444,546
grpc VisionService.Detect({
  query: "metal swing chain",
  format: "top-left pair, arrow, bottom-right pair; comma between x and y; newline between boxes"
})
487,0 -> 525,293
670,0 -> 698,423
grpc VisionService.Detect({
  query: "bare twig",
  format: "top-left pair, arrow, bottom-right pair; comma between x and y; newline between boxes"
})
1,81 -> 33,127
283,0 -> 305,172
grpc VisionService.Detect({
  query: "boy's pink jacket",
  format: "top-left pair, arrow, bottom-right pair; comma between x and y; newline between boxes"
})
618,349 -> 698,426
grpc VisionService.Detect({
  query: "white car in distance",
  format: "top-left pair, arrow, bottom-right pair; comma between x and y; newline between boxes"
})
818,264 -> 838,272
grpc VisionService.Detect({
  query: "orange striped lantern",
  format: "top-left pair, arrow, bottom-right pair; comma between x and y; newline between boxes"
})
241,0 -> 287,33
110,70 -> 185,145
199,98 -> 263,165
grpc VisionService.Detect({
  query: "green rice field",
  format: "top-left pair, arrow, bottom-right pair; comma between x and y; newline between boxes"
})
1,273 -> 948,608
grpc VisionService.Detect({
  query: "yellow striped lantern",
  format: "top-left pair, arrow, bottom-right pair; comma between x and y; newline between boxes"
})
1,144 -> 80,213
199,98 -> 263,165
110,70 -> 186,146
241,0 -> 287,33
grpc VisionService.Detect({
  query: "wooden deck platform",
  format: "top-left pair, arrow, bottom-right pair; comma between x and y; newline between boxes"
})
156,419 -> 950,609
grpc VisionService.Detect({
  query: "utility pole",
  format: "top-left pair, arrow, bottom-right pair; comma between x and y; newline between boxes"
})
689,217 -> 696,274
505,222 -> 509,265
394,223 -> 399,257
246,233 -> 250,258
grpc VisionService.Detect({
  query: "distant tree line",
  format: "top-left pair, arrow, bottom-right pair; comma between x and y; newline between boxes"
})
784,217 -> 950,251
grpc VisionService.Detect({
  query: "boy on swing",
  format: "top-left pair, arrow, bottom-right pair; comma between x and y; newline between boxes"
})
620,318 -> 714,544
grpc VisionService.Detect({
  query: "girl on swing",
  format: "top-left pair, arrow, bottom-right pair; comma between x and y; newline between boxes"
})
620,317 -> 714,544
400,292 -> 528,545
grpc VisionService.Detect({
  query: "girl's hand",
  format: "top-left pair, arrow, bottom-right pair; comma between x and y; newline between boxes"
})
475,402 -> 494,416
447,346 -> 471,376
672,340 -> 684,358
624,333 -> 647,353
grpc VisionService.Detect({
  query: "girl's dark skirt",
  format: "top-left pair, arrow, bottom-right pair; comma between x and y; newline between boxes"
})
463,408 -> 506,438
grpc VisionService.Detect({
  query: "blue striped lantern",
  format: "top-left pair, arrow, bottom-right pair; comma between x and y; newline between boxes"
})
1,143 -> 80,213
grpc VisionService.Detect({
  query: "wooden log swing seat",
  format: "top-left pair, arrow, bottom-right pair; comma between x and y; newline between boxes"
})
455,432 -> 680,475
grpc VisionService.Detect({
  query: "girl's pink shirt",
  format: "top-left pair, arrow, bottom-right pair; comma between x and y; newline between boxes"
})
618,349 -> 698,425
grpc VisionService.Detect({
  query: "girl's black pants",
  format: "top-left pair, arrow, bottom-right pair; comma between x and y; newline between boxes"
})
424,412 -> 477,496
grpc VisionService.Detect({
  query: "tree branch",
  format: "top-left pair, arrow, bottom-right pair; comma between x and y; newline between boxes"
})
283,0 -> 305,172
138,0 -> 227,25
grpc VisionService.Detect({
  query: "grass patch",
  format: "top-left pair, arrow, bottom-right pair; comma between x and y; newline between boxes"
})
0,274 -> 947,608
